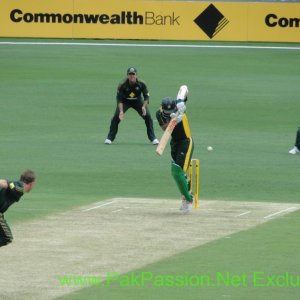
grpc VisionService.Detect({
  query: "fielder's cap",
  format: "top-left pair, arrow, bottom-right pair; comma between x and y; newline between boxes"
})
127,67 -> 137,75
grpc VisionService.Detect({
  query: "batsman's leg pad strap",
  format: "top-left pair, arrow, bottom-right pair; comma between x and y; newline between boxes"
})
171,162 -> 192,201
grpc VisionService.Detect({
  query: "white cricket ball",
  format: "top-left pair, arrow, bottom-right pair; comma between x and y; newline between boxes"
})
207,146 -> 213,151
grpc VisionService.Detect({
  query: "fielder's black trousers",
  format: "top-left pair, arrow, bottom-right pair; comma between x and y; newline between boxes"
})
106,100 -> 156,142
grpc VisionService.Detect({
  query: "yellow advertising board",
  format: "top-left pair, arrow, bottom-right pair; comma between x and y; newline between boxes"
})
1,0 -> 74,38
247,3 -> 300,42
0,1 -> 299,42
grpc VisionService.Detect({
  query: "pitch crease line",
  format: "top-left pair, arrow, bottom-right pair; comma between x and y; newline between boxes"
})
236,211 -> 251,217
82,201 -> 115,212
112,209 -> 123,213
263,207 -> 297,219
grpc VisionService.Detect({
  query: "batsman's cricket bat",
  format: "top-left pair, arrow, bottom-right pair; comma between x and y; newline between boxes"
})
177,85 -> 188,101
156,118 -> 177,155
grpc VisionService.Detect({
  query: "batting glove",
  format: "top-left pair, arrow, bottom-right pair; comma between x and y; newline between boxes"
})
176,102 -> 186,114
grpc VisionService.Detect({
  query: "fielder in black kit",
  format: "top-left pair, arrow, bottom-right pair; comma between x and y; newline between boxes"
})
0,170 -> 36,247
104,67 -> 159,145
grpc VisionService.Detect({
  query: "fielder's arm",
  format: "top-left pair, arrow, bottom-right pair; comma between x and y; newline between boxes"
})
118,102 -> 124,120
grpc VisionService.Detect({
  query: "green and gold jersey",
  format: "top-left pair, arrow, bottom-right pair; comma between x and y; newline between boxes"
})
156,109 -> 192,142
172,114 -> 192,141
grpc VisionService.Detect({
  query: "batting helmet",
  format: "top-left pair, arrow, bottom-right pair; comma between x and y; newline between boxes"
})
161,97 -> 176,117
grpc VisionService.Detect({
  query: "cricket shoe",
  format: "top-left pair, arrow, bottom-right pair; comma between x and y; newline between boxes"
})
180,196 -> 194,213
288,146 -> 299,155
104,139 -> 112,145
179,196 -> 187,211
152,138 -> 159,145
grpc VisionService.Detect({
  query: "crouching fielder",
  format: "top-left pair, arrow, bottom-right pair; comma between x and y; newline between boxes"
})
156,87 -> 194,213
0,170 -> 36,247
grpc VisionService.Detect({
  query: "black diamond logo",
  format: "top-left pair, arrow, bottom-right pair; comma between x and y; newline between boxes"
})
194,4 -> 229,39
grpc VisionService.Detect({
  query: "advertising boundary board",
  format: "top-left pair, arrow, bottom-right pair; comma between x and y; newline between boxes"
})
0,1 -> 299,42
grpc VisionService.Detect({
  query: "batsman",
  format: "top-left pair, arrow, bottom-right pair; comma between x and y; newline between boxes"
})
156,85 -> 195,213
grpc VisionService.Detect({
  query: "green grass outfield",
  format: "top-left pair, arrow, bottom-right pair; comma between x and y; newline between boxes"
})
1,39 -> 300,299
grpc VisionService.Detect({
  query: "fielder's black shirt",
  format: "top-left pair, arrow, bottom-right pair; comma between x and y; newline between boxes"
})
0,181 -> 24,213
116,79 -> 149,103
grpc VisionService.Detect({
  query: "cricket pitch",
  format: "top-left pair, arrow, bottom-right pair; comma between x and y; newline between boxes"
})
0,198 -> 299,300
